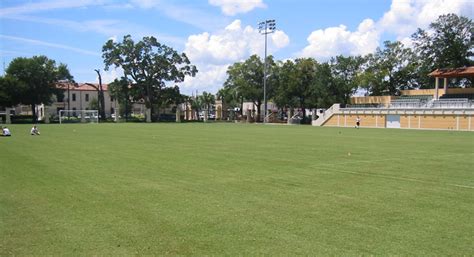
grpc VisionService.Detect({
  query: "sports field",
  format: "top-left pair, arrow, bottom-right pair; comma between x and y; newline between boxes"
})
1,123 -> 473,255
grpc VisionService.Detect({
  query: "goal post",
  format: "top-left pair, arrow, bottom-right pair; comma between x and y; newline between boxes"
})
59,110 -> 99,124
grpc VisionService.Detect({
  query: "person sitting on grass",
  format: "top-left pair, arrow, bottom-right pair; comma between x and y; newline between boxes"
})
2,126 -> 11,136
31,125 -> 40,135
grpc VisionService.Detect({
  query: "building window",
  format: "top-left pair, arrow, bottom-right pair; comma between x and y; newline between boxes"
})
111,107 -> 115,114
72,107 -> 76,116
72,93 -> 76,101
85,94 -> 89,102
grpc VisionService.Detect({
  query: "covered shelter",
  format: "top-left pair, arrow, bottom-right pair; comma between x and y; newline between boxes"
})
428,66 -> 474,99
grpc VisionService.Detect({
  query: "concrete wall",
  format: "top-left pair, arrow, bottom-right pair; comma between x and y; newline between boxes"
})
446,88 -> 474,94
322,113 -> 473,131
324,114 -> 386,128
400,89 -> 441,96
350,96 -> 394,105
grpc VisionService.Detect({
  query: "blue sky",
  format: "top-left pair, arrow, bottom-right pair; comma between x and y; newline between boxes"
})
0,0 -> 472,95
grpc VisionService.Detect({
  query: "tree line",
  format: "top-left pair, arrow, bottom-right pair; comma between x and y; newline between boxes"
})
0,14 -> 472,123
218,14 -> 473,121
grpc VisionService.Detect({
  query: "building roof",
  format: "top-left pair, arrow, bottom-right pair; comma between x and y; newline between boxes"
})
57,82 -> 109,91
428,66 -> 474,78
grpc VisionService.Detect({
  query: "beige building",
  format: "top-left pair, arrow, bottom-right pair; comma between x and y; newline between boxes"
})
313,67 -> 474,131
1,83 -> 146,122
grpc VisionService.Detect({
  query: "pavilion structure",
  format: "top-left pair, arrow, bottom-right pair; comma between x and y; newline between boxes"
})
429,66 -> 474,100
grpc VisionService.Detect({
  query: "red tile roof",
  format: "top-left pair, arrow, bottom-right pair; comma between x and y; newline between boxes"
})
57,82 -> 109,91
428,66 -> 474,78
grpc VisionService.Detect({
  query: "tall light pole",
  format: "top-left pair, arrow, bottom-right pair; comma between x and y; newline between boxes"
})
258,19 -> 276,123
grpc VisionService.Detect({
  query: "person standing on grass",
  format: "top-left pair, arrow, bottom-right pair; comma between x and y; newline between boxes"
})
31,125 -> 40,135
355,116 -> 361,128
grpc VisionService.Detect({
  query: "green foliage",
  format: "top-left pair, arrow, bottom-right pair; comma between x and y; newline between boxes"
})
102,35 -> 197,121
360,41 -> 416,95
5,55 -> 73,122
220,13 -> 472,107
158,86 -> 182,107
108,77 -> 133,119
412,13 -> 473,87
312,62 -> 337,108
330,55 -> 365,104
273,58 -> 320,115
199,91 -> 215,112
0,76 -> 24,107
88,97 -> 99,110
216,86 -> 240,110
1,124 -> 473,255
223,55 -> 276,119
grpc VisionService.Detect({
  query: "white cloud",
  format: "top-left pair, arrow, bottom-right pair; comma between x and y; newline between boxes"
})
2,15 -> 185,46
0,0 -> 104,16
185,19 -> 289,64
208,0 -> 266,16
98,68 -> 123,84
299,19 -> 379,60
182,19 -> 289,94
272,30 -> 290,49
298,0 -> 472,60
379,0 -> 472,40
181,64 -> 230,94
129,0 -> 228,31
129,0 -> 156,9
0,34 -> 100,56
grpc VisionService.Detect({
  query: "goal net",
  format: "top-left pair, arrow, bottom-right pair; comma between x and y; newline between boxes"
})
59,110 -> 99,124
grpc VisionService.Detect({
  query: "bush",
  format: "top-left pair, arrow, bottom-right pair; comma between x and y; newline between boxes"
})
10,115 -> 38,124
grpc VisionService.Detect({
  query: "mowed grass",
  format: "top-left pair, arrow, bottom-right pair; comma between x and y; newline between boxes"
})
1,123 -> 473,255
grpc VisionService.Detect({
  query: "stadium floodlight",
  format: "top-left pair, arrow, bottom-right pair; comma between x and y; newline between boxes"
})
259,19 -> 276,123
59,110 -> 99,124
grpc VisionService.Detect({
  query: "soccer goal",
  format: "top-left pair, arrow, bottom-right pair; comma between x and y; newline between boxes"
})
59,110 -> 99,124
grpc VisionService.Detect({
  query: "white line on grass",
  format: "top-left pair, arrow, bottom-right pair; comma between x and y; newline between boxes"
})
311,152 -> 474,189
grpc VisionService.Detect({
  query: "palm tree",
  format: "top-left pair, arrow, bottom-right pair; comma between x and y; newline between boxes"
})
189,95 -> 202,120
199,91 -> 215,118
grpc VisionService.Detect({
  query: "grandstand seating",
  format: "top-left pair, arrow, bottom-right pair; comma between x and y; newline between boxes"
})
431,98 -> 471,108
440,94 -> 474,100
399,95 -> 433,101
345,103 -> 382,108
390,98 -> 423,108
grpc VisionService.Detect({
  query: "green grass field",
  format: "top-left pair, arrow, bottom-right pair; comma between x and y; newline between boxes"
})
1,123 -> 473,255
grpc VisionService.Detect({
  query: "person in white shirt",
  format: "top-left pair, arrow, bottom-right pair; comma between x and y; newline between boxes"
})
2,126 -> 11,136
31,125 -> 40,135
355,116 -> 361,128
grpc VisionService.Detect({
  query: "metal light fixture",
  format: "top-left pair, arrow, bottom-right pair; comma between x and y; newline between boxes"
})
258,19 -> 276,123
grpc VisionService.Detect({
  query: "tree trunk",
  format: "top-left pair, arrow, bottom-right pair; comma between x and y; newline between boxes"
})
256,100 -> 261,122
31,104 -> 37,124
95,69 -> 106,121
240,96 -> 244,115
145,91 -> 153,123
300,98 -> 306,121
146,108 -> 152,123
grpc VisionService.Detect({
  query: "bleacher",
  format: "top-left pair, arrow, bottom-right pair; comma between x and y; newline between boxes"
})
399,94 -> 433,101
431,98 -> 471,108
440,93 -> 474,100
390,98 -> 423,108
345,103 -> 383,108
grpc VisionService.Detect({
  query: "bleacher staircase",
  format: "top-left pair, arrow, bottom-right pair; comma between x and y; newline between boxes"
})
312,104 -> 339,126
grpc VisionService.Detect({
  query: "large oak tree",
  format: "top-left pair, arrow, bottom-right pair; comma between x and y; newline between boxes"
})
412,14 -> 473,87
5,55 -> 73,122
102,35 -> 197,122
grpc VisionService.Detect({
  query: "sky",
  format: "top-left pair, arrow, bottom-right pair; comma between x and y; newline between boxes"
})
0,0 -> 472,95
